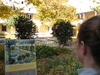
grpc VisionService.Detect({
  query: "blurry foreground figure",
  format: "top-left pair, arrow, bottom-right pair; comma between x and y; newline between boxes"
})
76,16 -> 100,75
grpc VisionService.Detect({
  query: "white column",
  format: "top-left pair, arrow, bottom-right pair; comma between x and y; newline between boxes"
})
94,10 -> 97,16
83,13 -> 85,20
38,25 -> 40,32
11,26 -> 13,34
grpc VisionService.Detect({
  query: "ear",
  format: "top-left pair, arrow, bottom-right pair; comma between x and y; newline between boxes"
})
80,41 -> 87,55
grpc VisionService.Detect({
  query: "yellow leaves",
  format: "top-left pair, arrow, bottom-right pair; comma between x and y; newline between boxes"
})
28,0 -> 42,6
0,5 -> 15,19
0,3 -> 22,19
35,0 -> 77,25
95,5 -> 100,14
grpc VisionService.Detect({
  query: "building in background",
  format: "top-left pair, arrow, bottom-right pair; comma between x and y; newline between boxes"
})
0,0 -> 99,38
67,0 -> 99,40
0,0 -> 38,38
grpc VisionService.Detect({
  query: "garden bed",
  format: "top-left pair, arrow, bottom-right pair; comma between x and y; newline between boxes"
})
36,45 -> 82,75
0,60 -> 5,75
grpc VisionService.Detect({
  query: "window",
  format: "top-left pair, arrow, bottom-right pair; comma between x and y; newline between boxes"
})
21,1 -> 23,4
2,25 -> 6,31
28,14 -> 32,19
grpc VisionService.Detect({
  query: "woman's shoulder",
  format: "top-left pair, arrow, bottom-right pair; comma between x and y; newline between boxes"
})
77,68 -> 100,75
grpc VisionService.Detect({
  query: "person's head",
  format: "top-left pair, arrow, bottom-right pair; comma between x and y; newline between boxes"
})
76,16 -> 100,67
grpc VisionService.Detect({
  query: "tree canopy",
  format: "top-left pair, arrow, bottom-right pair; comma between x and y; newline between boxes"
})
0,5 -> 14,19
52,20 -> 74,46
0,0 -> 23,19
13,16 -> 36,39
91,0 -> 100,14
28,0 -> 42,6
0,0 -> 78,26
28,0 -> 78,26
94,6 -> 100,14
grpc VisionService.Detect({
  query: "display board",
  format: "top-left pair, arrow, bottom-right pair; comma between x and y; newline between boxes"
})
5,39 -> 36,75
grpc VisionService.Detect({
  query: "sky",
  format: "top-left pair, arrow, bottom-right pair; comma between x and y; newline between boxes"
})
2,0 -> 37,13
2,0 -> 98,14
67,0 -> 94,13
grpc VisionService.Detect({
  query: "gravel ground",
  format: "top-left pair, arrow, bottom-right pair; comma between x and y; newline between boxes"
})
35,37 -> 76,53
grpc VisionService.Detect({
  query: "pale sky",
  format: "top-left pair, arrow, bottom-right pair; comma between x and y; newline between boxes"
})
67,0 -> 94,13
2,0 -> 37,13
2,0 -> 98,14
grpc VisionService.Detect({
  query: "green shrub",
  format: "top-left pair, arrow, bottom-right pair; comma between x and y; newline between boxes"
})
0,50 -> 4,60
52,21 -> 74,46
54,47 -> 71,55
36,45 -> 57,59
37,55 -> 82,75
0,44 -> 4,49
0,44 -> 4,60
37,56 -> 82,75
36,45 -> 71,59
14,15 -> 36,39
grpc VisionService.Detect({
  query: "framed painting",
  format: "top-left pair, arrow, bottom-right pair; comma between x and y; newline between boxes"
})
5,39 -> 36,75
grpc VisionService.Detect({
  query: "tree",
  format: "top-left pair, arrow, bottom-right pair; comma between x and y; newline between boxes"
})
94,6 -> 100,14
52,20 -> 74,47
91,0 -> 100,14
28,0 -> 42,6
0,1 -> 21,19
28,0 -> 77,27
13,15 -> 36,39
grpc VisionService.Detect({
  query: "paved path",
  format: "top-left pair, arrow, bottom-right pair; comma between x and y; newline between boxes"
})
5,69 -> 37,75
36,37 -> 76,52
